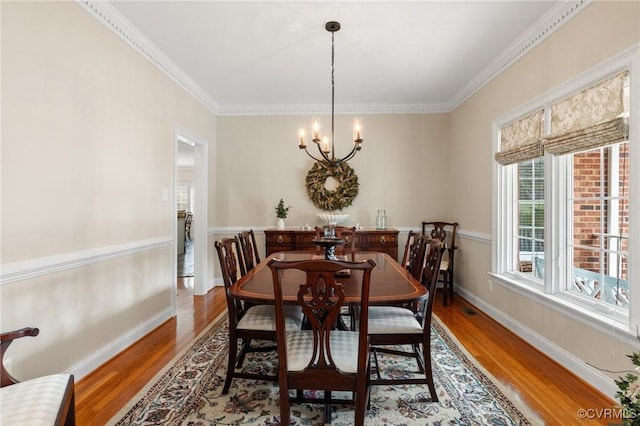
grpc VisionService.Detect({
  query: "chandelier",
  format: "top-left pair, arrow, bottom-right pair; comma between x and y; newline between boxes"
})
298,21 -> 363,165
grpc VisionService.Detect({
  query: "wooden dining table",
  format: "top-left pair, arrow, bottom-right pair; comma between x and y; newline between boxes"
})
229,250 -> 427,305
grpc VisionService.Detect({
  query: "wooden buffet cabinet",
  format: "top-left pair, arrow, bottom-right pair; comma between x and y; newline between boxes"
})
264,228 -> 399,260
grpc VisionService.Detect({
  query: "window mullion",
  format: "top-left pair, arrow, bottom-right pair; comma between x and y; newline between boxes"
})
608,144 -> 621,279
548,152 -> 567,295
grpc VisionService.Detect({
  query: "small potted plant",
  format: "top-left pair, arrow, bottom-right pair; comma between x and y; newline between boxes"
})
275,199 -> 291,230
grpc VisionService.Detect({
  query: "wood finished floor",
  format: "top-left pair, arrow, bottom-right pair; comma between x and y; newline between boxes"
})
75,281 -> 615,425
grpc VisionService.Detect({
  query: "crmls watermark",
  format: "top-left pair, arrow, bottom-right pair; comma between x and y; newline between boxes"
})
577,407 -> 638,420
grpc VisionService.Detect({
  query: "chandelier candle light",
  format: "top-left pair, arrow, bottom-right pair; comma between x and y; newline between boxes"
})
298,21 -> 363,165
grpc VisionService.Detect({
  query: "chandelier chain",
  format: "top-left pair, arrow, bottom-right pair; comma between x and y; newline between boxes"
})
331,29 -> 336,162
297,21 -> 363,166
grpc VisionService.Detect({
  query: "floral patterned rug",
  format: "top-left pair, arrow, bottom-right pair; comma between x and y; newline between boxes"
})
109,312 -> 537,425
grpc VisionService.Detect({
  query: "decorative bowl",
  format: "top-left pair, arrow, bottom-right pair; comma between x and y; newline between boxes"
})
317,213 -> 349,225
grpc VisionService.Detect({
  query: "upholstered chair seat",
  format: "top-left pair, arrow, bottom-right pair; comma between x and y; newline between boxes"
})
366,306 -> 423,334
1,374 -> 73,425
285,330 -> 360,373
1,327 -> 75,426
238,304 -> 303,331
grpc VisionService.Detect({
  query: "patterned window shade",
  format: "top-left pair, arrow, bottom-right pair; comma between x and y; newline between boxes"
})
495,109 -> 544,165
544,70 -> 629,155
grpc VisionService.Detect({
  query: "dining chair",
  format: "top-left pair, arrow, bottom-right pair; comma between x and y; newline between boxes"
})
421,221 -> 458,306
184,213 -> 193,242
215,237 -> 304,394
237,229 -> 261,273
267,258 -> 377,426
367,238 -> 445,402
1,327 -> 76,425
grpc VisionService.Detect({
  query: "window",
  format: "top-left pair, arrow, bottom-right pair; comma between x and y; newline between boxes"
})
517,158 -> 545,278
567,144 -> 629,308
176,185 -> 194,213
493,56 -> 635,332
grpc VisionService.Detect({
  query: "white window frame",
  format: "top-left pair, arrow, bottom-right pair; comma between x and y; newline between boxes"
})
491,45 -> 639,342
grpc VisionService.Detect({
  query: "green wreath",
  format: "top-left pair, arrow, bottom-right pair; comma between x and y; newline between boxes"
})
305,161 -> 359,211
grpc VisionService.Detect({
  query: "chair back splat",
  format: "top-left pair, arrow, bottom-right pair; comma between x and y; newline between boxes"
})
401,230 -> 417,268
216,237 -> 245,317
238,229 -> 261,273
421,221 -> 458,306
421,239 -> 446,327
268,258 -> 376,426
405,233 -> 429,281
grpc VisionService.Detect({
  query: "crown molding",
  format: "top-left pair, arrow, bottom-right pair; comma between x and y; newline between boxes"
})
75,0 -> 220,114
77,0 -> 591,116
216,102 -> 449,116
446,0 -> 592,111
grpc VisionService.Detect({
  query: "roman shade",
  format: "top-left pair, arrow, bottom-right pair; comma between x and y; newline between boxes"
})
495,109 -> 544,165
543,70 -> 629,155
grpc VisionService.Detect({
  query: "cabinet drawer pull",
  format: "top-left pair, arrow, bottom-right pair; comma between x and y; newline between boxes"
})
277,235 -> 284,244
379,236 -> 386,244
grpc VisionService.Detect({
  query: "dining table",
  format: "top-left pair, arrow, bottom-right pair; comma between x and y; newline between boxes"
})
229,250 -> 427,305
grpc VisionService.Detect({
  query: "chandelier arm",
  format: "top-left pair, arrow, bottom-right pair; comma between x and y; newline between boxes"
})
338,146 -> 358,163
317,144 -> 335,163
328,145 -> 358,164
305,144 -> 334,163
303,149 -> 323,162
304,147 -> 332,163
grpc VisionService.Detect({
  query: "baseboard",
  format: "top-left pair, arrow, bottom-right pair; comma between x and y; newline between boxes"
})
68,307 -> 174,380
455,286 -> 618,400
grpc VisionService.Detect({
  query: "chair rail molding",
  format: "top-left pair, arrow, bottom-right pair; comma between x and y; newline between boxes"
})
0,237 -> 172,286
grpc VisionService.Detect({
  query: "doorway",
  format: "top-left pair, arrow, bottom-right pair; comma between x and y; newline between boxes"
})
174,127 -> 208,316
176,141 -> 195,281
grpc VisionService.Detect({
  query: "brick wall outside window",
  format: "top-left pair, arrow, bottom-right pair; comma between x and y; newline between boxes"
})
572,144 -> 629,279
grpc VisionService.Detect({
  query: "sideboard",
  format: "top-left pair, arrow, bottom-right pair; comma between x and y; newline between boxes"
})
264,228 -> 399,259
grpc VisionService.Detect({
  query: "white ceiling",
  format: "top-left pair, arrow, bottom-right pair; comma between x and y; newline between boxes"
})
95,1 -> 588,115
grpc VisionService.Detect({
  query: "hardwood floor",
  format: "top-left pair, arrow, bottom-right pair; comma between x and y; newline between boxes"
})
75,281 -> 615,425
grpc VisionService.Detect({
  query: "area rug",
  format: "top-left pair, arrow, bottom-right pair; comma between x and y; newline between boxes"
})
109,312 -> 538,425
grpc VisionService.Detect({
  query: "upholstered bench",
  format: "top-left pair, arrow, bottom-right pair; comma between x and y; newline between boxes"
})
1,327 -> 75,425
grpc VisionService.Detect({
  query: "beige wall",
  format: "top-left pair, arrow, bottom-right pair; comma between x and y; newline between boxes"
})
177,167 -> 195,186
215,114 -> 450,231
1,1 -> 216,379
450,0 -> 640,390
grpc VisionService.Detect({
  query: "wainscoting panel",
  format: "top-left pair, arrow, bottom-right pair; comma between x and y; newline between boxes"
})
0,238 -> 174,381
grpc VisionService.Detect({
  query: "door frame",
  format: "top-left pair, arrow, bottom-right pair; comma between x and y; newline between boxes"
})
174,126 -> 209,303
